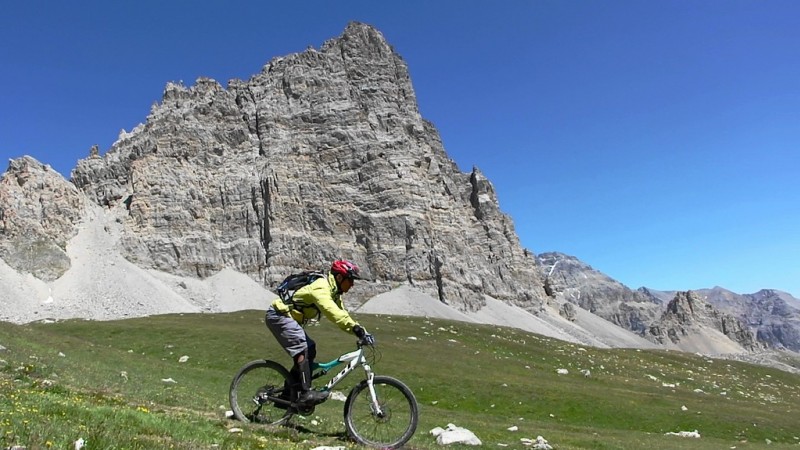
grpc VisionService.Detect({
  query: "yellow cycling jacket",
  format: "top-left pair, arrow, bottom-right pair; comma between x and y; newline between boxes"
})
271,272 -> 359,332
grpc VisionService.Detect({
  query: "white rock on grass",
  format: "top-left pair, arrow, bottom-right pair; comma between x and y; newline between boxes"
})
520,436 -> 553,449
311,447 -> 345,450
329,391 -> 347,402
665,430 -> 701,438
430,423 -> 482,445
532,436 -> 553,449
556,368 -> 568,375
178,355 -> 189,363
161,377 -> 177,384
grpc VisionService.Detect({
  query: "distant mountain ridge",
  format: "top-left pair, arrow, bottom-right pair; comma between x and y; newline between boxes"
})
646,290 -> 763,353
642,286 -> 800,351
1,23 -> 797,363
538,252 -> 800,352
537,252 -> 661,335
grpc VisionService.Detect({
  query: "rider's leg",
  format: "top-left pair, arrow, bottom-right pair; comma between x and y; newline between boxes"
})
265,308 -> 307,402
293,349 -> 328,406
265,308 -> 327,406
306,333 -> 317,366
289,332 -> 317,381
287,351 -> 304,398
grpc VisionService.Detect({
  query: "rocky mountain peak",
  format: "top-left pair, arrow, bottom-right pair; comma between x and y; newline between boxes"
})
46,23 -> 550,310
537,252 -> 661,334
648,291 -> 763,352
323,21 -> 395,58
751,289 -> 800,307
637,287 -> 671,303
663,291 -> 701,321
687,288 -> 800,351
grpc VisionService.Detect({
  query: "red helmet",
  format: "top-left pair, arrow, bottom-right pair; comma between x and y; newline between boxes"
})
331,259 -> 361,280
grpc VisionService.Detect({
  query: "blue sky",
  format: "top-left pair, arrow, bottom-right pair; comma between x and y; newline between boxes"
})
2,1 -> 798,297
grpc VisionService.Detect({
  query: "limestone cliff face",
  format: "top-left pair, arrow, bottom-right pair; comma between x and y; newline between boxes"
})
0,157 -> 85,280
69,22 -> 547,309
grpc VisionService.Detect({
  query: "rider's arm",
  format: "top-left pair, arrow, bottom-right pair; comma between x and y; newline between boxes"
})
305,279 -> 359,332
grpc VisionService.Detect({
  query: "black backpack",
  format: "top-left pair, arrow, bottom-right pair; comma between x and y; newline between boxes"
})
276,270 -> 326,304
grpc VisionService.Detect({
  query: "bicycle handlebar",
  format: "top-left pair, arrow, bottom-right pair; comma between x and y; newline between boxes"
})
357,335 -> 376,347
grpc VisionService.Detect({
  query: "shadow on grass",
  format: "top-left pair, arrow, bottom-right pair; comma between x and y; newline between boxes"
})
283,422 -> 348,440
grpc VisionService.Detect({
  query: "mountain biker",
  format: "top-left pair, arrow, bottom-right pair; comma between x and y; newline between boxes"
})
265,259 -> 375,407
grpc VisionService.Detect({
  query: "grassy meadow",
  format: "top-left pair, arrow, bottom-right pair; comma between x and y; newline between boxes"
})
1,311 -> 799,449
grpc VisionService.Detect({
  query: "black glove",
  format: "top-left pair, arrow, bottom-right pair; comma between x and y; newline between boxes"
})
353,325 -> 367,339
353,325 -> 376,345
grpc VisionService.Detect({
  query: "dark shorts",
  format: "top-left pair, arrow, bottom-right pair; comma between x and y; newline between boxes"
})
265,306 -> 316,361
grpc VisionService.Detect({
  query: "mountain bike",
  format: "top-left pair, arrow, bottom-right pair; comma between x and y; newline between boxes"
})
229,338 -> 419,449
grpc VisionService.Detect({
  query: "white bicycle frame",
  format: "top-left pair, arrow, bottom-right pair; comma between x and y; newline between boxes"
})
312,346 -> 384,415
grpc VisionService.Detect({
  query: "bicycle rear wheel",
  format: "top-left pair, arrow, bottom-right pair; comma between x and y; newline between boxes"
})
229,359 -> 292,425
344,375 -> 419,449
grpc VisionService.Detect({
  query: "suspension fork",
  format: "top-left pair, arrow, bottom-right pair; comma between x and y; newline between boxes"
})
363,364 -> 385,416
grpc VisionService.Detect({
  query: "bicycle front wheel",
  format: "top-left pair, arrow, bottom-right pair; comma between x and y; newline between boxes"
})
229,359 -> 292,425
344,375 -> 419,449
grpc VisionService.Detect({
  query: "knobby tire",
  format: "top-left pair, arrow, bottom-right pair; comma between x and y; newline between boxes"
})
343,375 -> 419,449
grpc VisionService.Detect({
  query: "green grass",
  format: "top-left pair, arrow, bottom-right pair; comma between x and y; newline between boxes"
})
1,312 -> 799,449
